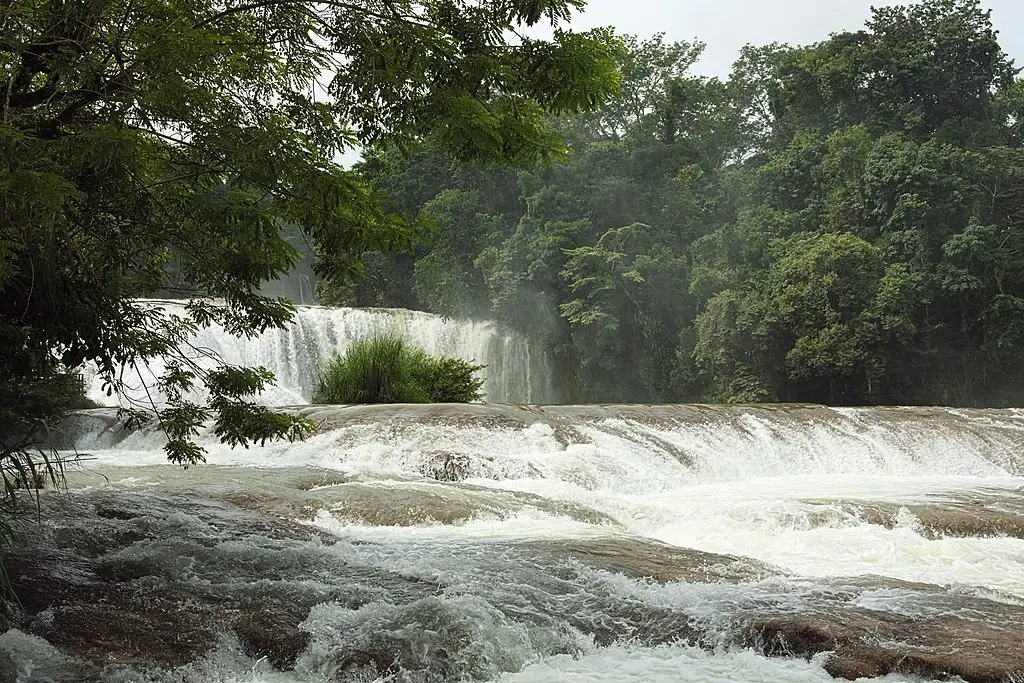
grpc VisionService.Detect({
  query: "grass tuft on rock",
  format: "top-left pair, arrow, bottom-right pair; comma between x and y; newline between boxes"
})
312,335 -> 485,404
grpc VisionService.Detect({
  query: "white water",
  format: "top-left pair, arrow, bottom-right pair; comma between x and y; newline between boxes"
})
16,404 -> 1024,681
0,634 -> 911,683
84,300 -> 554,405
498,646 -> 917,683
66,404 -> 1024,595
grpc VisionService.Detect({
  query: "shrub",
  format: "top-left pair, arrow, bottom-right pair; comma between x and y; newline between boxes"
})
409,352 -> 485,403
312,335 -> 426,404
312,335 -> 485,404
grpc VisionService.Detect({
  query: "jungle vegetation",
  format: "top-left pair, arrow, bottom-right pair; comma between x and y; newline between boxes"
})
324,0 -> 1024,407
0,0 -> 621,469
2,0 -> 1023,485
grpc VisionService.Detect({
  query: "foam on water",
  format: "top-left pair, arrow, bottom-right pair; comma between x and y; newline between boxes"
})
65,404 -> 1024,477
0,630 -> 929,683
60,404 -> 1024,592
498,645 -> 926,683
309,507 -> 613,543
638,477 -> 1024,595
37,402 -> 1024,680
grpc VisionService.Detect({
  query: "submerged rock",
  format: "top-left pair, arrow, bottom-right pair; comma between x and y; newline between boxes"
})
750,599 -> 1024,683
421,450 -> 471,482
1,487 -> 442,673
5,459 -> 1024,681
805,488 -> 1024,539
231,608 -> 311,669
0,650 -> 16,681
520,536 -> 780,584
0,480 -> 772,677
316,481 -> 508,526
210,472 -> 617,529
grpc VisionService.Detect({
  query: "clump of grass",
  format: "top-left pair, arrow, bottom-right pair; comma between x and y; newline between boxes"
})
312,335 -> 485,404
312,335 -> 425,404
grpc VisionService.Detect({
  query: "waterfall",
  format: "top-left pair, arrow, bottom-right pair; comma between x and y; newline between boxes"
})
61,403 -> 1024,482
84,299 -> 555,406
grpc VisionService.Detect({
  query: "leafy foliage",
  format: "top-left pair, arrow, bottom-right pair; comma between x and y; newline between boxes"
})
0,0 -> 622,460
350,0 -> 1024,407
409,353 -> 487,404
312,336 -> 484,404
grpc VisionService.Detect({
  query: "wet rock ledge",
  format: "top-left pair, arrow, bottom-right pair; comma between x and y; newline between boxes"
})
752,590 -> 1024,683
805,490 -> 1024,540
1,474 -> 1023,682
0,478 -> 777,679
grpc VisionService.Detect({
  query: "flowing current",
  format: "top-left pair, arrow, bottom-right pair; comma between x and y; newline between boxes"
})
83,301 -> 555,405
7,403 -> 1024,682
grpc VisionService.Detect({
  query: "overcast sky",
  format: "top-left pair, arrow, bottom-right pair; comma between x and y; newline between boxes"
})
566,0 -> 1024,77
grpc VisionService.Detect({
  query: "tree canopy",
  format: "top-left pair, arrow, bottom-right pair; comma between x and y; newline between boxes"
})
0,0 -> 622,462
5,0 -> 1021,432
338,0 -> 1024,408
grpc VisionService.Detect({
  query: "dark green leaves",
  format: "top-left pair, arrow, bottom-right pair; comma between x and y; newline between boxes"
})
0,0 -> 620,461
312,335 -> 485,405
349,0 -> 1024,408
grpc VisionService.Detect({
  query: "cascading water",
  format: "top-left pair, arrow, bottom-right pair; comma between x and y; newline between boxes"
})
7,403 -> 1024,682
83,299 -> 555,406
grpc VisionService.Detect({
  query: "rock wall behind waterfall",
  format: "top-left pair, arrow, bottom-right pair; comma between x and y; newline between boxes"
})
86,300 -> 555,406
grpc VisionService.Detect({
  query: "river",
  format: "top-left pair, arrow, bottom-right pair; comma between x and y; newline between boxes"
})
4,402 -> 1023,682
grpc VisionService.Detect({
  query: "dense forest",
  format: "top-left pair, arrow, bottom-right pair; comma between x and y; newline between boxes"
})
319,0 -> 1024,408
0,0 -> 620,461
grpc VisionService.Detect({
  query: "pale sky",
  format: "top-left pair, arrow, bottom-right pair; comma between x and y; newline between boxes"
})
566,0 -> 1024,77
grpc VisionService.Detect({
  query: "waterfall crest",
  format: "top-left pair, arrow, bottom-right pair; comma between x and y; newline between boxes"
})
62,403 -> 1024,481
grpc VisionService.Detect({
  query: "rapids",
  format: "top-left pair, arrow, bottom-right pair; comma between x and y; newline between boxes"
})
6,403 -> 1024,682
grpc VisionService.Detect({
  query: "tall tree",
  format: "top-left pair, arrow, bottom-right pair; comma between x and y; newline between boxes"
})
335,0 -> 1024,408
0,0 -> 622,462
691,0 -> 1024,406
570,33 -> 705,141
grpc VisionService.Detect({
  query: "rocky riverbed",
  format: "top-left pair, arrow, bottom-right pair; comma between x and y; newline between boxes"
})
4,404 -> 1024,681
